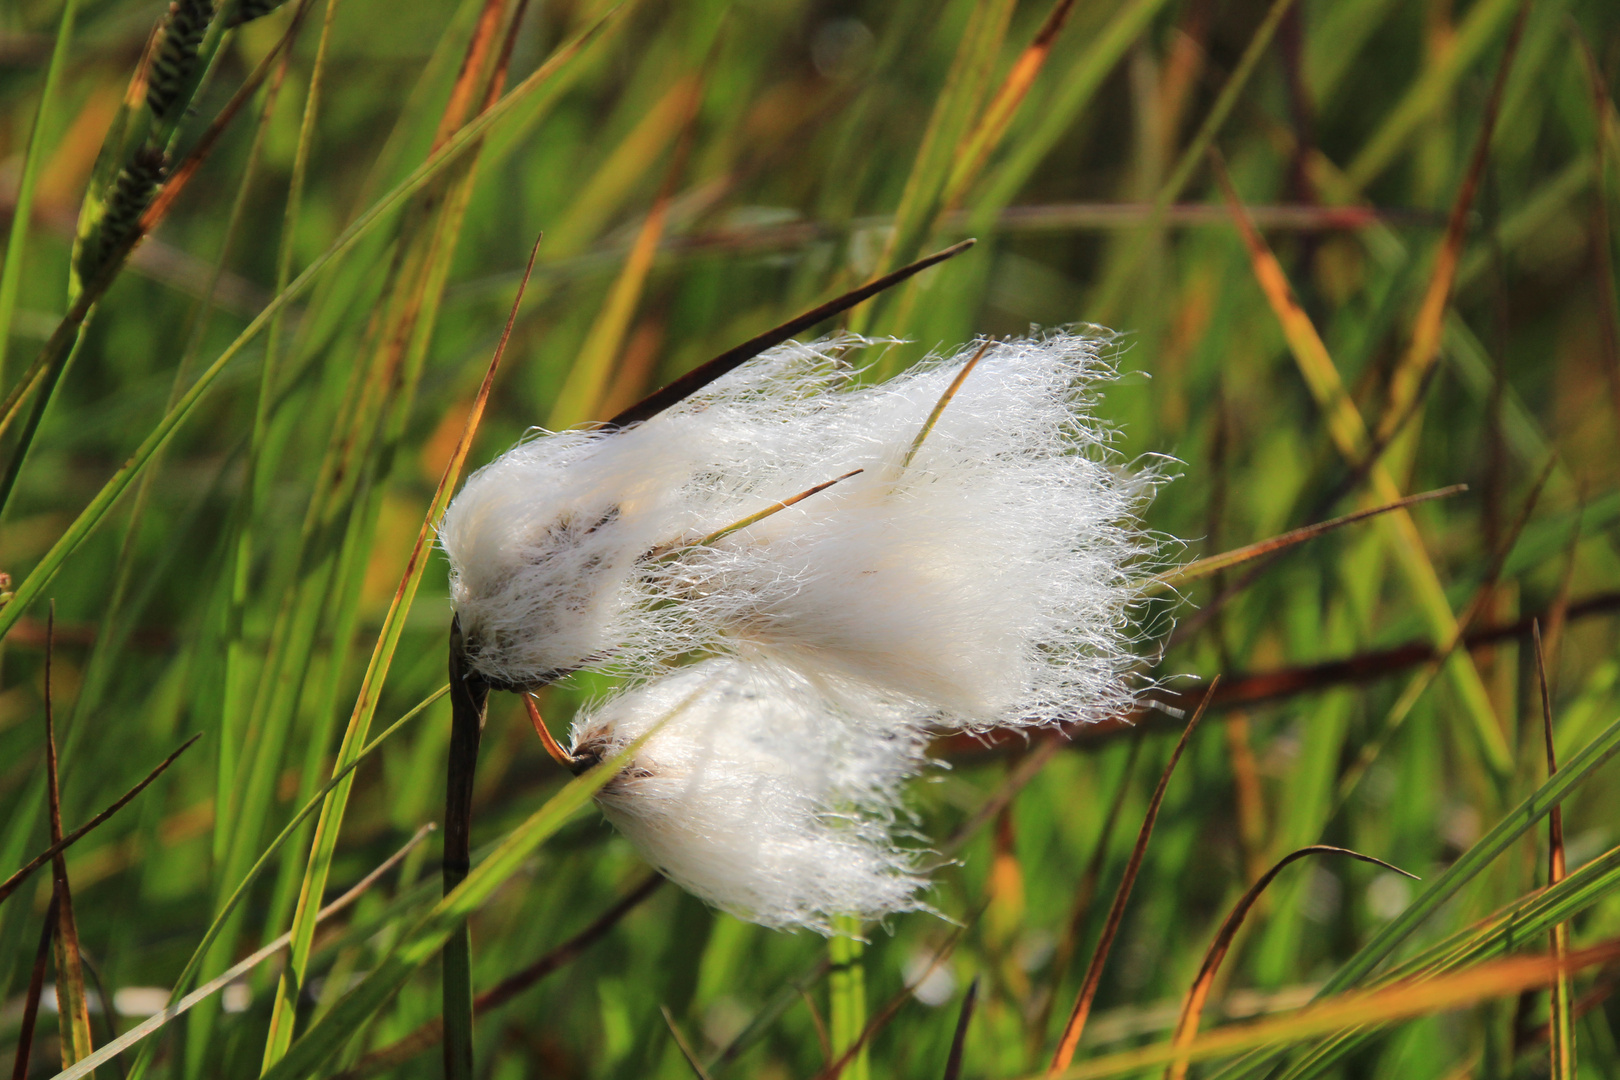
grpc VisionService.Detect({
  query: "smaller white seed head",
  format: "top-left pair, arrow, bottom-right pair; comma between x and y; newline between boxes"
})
570,658 -> 931,933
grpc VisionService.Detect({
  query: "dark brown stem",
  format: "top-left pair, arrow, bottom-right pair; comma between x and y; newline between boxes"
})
444,614 -> 490,1080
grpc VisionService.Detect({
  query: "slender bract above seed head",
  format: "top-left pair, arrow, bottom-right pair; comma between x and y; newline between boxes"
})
568,658 -> 931,933
439,331 -> 1159,730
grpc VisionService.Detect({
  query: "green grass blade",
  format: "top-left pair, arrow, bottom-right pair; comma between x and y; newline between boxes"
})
0,0 -> 81,389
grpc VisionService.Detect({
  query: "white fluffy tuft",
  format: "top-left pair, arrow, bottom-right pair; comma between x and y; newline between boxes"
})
440,331 -> 1156,730
568,658 -> 931,933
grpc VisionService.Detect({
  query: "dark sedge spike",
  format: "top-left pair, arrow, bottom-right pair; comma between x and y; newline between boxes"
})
604,238 -> 977,429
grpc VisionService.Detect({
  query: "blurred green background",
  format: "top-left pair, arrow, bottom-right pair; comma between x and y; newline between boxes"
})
2,0 -> 1619,1077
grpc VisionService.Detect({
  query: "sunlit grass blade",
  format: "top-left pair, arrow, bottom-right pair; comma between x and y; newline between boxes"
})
265,218 -> 543,1073
0,734 -> 199,907
1049,682 -> 1216,1074
108,687 -> 444,1080
258,708 -> 677,1080
851,0 -> 1016,319
50,824 -> 434,1080
1210,149 -> 1511,779
1164,846 -> 1417,1080
941,0 -> 1080,210
1149,485 -> 1465,591
333,874 -> 664,1079
1044,939 -> 1620,1080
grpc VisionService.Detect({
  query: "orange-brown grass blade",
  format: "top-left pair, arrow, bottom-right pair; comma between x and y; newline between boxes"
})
1163,846 -> 1417,1080
0,733 -> 199,907
942,0 -> 1081,209
1373,0 -> 1530,447
9,893 -> 59,1080
549,64 -> 705,429
1534,621 -> 1576,1080
606,239 -> 977,428
687,469 -> 866,550
1210,147 -> 1511,779
1048,681 -> 1218,1075
1039,938 -> 1620,1080
43,608 -> 94,1068
942,977 -> 980,1080
524,694 -> 577,769
903,339 -> 994,468
331,875 -> 665,1080
661,1005 -> 716,1080
1151,485 -> 1466,590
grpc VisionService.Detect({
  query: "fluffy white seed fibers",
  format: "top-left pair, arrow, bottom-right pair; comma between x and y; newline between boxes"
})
568,658 -> 931,933
440,331 -> 1156,730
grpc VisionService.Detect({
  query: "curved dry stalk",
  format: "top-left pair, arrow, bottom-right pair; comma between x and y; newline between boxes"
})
1149,485 -> 1466,591
1163,846 -> 1418,1080
903,338 -> 993,468
941,977 -> 980,1080
1048,680 -> 1218,1074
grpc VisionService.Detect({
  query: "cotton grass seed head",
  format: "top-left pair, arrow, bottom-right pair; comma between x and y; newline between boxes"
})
440,330 -> 1159,732
569,658 -> 931,933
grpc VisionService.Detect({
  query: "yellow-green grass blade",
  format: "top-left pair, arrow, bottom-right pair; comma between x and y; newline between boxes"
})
113,688 -> 445,1080
259,22 -> 526,1070
0,6 -> 623,645
1213,157 -> 1513,778
258,715 -> 671,1080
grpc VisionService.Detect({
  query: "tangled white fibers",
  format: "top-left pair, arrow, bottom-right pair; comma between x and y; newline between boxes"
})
568,658 -> 931,932
439,331 -> 1161,929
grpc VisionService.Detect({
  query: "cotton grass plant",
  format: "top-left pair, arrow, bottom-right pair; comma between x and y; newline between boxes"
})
2,1 -> 1620,1080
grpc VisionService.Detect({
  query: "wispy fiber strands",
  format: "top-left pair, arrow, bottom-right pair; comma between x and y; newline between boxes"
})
440,331 -> 1157,731
568,659 -> 931,933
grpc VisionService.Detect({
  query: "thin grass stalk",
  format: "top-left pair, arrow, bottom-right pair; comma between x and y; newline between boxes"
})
0,0 -> 81,388
1043,940 -> 1620,1080
1163,847 -> 1416,1080
333,875 -> 664,1079
0,735 -> 199,907
1049,683 -> 1217,1074
1535,623 -> 1576,1080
